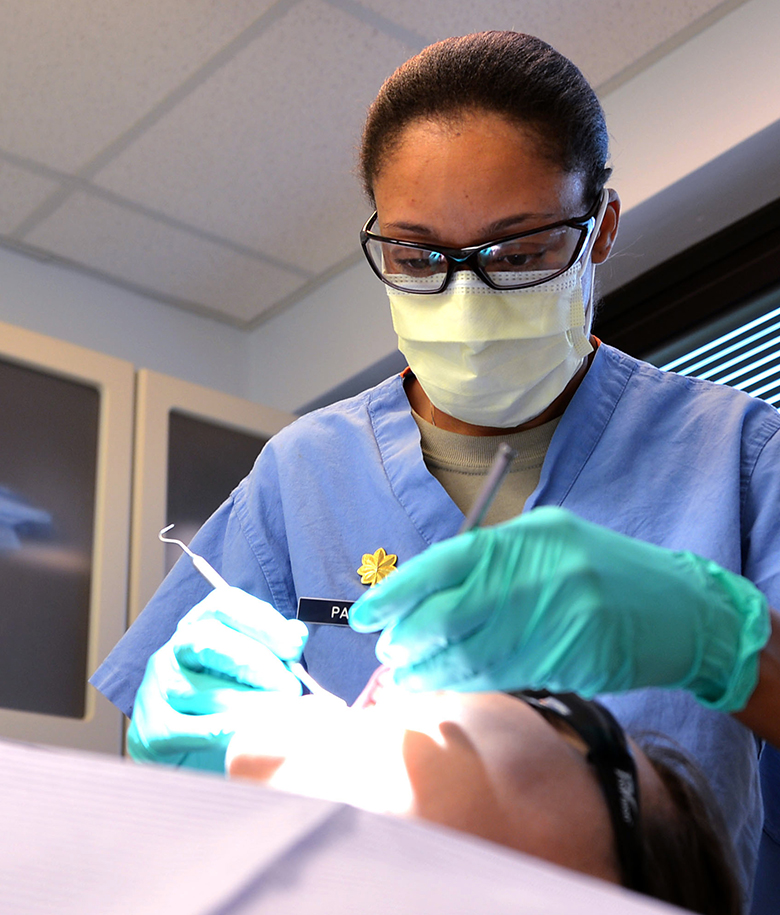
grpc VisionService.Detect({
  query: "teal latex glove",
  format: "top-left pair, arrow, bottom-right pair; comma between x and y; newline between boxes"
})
349,507 -> 770,711
127,586 -> 308,772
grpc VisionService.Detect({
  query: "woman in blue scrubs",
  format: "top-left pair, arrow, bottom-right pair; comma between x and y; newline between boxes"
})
93,31 -> 780,907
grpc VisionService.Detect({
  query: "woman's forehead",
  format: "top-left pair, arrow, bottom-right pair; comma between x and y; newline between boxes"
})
372,113 -> 587,244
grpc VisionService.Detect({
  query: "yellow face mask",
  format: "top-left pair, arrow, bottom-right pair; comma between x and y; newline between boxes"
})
388,259 -> 595,428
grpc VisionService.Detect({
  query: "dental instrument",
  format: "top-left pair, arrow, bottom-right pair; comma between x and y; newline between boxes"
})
158,524 -> 341,701
457,442 -> 518,534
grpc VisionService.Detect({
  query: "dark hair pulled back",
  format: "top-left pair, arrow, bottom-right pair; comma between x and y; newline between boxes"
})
635,737 -> 743,915
360,31 -> 611,205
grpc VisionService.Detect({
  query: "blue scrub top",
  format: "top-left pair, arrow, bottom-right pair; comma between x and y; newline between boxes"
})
93,343 -> 780,901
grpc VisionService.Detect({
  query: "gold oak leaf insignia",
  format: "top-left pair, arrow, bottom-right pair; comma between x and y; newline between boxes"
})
357,547 -> 398,586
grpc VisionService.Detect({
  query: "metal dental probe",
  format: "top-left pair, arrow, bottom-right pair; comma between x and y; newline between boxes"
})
457,441 -> 518,534
366,442 -> 518,698
158,524 -> 342,701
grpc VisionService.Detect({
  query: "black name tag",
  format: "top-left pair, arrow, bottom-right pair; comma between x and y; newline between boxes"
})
297,597 -> 355,626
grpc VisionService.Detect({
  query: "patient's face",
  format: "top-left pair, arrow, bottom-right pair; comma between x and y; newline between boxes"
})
227,674 -> 663,884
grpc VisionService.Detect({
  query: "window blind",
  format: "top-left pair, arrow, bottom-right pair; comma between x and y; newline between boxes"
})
646,289 -> 780,408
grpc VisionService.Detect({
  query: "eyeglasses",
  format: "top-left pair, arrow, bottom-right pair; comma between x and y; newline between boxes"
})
511,689 -> 645,890
360,191 -> 607,294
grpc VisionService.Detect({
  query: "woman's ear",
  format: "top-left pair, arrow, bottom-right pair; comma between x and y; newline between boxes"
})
591,189 -> 620,264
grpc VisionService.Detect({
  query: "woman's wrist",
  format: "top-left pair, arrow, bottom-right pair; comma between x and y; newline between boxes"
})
732,607 -> 780,745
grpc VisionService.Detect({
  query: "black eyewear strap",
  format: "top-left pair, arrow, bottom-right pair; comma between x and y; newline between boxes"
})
510,690 -> 645,891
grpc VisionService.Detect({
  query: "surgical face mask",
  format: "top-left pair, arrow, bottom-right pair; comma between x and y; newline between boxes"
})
388,255 -> 596,428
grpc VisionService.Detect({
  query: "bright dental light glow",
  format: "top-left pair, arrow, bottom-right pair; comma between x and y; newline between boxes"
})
225,685 -> 465,818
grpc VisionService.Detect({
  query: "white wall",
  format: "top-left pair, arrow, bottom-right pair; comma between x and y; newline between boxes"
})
245,257 -> 394,412
0,245 -> 249,398
599,0 -> 780,291
603,0 -> 780,214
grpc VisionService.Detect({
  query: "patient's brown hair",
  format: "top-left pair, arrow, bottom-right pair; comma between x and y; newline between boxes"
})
634,738 -> 743,915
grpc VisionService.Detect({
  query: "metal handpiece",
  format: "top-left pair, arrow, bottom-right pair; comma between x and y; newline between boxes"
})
458,442 -> 518,534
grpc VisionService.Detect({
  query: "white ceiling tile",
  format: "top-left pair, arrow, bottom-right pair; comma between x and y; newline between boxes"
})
91,0 -> 417,274
0,0 -> 747,329
351,0 -> 730,87
0,0 -> 275,171
24,192 -> 305,324
0,160 -> 60,233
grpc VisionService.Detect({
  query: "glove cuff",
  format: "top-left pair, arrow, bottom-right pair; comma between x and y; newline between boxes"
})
689,559 -> 771,712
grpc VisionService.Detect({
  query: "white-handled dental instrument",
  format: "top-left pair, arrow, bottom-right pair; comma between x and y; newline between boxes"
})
158,524 -> 340,701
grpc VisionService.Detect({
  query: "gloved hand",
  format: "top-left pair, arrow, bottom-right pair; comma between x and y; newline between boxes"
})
127,586 -> 309,772
349,507 -> 770,711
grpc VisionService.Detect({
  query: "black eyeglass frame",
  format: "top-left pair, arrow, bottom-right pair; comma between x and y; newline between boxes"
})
360,192 -> 605,294
510,689 -> 645,891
